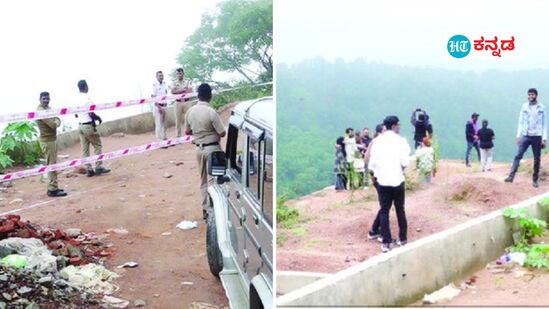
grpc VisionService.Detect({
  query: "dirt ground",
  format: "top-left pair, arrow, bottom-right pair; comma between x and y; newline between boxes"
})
277,157 -> 549,274
0,126 -> 229,308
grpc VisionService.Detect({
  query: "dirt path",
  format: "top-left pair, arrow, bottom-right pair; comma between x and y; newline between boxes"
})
0,127 -> 228,308
277,157 -> 549,274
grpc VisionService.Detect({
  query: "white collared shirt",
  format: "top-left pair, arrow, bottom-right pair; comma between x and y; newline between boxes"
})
76,92 -> 93,123
151,81 -> 168,101
368,130 -> 411,187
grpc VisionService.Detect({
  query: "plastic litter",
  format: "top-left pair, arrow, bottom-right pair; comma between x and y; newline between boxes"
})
423,284 -> 461,304
0,254 -> 28,269
496,252 -> 526,266
60,263 -> 120,295
117,261 -> 138,269
106,228 -> 129,234
0,238 -> 57,273
176,221 -> 198,230
102,295 -> 130,308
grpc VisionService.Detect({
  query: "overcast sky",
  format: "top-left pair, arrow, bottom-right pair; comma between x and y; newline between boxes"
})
0,0 -> 221,120
275,0 -> 549,71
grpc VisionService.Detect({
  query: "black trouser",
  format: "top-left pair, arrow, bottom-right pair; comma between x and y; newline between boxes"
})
378,182 -> 407,244
509,136 -> 542,181
370,180 -> 381,234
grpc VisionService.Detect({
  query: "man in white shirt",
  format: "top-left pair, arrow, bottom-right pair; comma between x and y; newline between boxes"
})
505,88 -> 547,187
369,116 -> 411,252
151,70 -> 169,142
75,80 -> 111,177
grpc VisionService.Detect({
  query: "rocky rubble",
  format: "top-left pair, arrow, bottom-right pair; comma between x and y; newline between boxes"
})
0,265 -> 102,308
0,215 -> 119,308
0,215 -> 111,266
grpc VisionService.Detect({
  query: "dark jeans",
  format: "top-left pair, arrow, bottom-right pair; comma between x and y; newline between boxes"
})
509,136 -> 542,181
378,182 -> 407,244
371,181 -> 381,233
465,141 -> 480,165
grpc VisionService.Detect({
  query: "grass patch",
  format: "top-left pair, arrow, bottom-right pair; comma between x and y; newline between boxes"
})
277,194 -> 300,229
290,227 -> 308,237
277,234 -> 288,247
304,239 -> 323,250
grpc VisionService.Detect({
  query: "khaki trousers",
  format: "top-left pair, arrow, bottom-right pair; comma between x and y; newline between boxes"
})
175,101 -> 194,137
196,144 -> 222,210
153,105 -> 167,141
40,140 -> 58,191
78,124 -> 103,170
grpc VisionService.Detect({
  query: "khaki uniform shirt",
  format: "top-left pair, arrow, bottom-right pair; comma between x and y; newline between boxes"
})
36,104 -> 61,142
185,101 -> 225,144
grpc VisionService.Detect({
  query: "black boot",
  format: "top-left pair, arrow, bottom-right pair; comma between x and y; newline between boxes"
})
47,189 -> 67,197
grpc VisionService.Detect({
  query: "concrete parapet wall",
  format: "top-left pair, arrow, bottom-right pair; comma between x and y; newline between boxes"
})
277,192 -> 549,307
56,107 -> 176,151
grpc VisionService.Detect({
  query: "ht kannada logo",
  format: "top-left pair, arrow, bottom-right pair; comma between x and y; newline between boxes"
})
447,35 -> 515,58
447,35 -> 470,58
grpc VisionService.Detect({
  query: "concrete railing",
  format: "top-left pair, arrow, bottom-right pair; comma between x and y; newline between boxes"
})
277,192 -> 549,307
56,107 -> 176,151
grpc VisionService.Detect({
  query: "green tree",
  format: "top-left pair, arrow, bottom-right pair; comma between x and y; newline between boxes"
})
177,0 -> 273,86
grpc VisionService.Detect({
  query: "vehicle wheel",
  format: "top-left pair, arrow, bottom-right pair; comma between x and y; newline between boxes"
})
207,208 -> 223,277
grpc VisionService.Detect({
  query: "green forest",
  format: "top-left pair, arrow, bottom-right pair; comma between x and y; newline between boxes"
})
277,58 -> 549,199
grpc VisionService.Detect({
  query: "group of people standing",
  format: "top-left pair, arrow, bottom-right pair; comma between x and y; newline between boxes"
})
332,88 -> 547,253
151,68 -> 194,142
36,80 -> 111,197
334,127 -> 374,191
36,72 -> 225,220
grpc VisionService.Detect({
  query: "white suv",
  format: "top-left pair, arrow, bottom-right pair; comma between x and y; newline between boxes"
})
206,97 -> 273,309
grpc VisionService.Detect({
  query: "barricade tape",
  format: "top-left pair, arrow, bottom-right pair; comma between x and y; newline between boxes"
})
0,81 -> 272,124
0,135 -> 193,182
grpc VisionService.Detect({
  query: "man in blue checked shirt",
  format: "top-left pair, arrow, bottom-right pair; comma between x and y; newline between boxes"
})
505,88 -> 547,188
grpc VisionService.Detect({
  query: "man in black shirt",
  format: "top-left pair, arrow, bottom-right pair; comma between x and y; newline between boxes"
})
465,113 -> 481,167
411,108 -> 433,149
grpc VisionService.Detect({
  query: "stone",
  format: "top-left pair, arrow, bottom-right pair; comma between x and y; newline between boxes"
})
25,303 -> 40,309
112,132 -> 125,138
138,194 -> 146,198
163,172 -> 173,179
0,301 -> 6,309
416,228 -> 422,232
0,275 -> 8,282
134,299 -> 147,307
161,232 -> 172,236
153,294 -> 160,298
58,154 -> 70,159
17,286 -> 32,295
65,228 -> 82,237
38,276 -> 53,286
2,293 -> 11,301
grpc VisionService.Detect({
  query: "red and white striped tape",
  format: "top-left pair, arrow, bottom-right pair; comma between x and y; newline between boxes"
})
0,135 -> 193,182
0,82 -> 273,124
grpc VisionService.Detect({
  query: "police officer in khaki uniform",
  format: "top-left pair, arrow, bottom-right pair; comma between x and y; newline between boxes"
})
76,80 -> 111,177
185,83 -> 226,219
171,68 -> 193,137
36,92 -> 67,197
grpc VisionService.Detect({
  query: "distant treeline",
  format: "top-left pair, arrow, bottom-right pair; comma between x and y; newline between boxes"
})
277,58 -> 549,198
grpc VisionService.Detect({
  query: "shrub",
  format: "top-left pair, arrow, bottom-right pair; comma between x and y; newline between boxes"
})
503,206 -> 549,269
276,194 -> 300,229
0,122 -> 43,172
